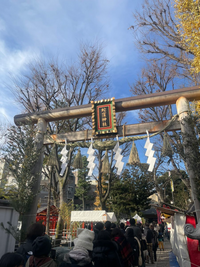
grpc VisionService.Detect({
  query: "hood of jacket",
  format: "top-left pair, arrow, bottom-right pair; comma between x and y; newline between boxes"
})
63,247 -> 92,266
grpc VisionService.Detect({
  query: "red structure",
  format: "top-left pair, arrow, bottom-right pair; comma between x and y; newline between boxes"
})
186,215 -> 200,267
36,205 -> 58,233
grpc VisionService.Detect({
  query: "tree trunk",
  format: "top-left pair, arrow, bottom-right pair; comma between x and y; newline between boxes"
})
55,181 -> 64,245
82,196 -> 85,211
101,200 -> 106,211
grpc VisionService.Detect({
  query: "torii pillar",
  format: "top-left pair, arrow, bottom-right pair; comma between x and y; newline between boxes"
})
176,97 -> 200,239
22,118 -> 47,234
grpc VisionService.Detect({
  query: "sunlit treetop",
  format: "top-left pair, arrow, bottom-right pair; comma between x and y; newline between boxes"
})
174,0 -> 200,73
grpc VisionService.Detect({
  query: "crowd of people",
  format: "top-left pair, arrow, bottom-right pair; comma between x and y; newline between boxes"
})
0,219 -> 167,267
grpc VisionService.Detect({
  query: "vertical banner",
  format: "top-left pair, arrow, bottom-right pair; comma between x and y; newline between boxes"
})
171,179 -> 174,192
156,210 -> 161,224
169,171 -> 174,192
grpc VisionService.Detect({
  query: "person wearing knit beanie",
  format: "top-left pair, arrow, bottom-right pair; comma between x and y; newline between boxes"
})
25,236 -> 57,267
73,229 -> 94,251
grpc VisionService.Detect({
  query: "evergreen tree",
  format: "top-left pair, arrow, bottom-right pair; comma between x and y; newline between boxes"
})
157,170 -> 190,209
74,156 -> 94,210
2,124 -> 39,239
108,164 -> 155,218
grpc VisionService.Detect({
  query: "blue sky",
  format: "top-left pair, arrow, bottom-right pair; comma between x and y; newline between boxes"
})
0,0 -> 145,124
0,0 -> 166,168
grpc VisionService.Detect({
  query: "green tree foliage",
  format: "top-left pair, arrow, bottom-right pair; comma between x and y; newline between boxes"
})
108,164 -> 155,218
2,125 -> 39,215
157,170 -> 190,209
1,124 -> 39,239
74,156 -> 94,210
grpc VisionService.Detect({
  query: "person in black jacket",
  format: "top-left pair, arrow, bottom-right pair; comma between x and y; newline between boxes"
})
93,222 -> 104,241
145,223 -> 154,264
151,224 -> 158,262
16,223 -> 45,264
119,223 -> 126,234
0,252 -> 24,267
93,230 -> 123,267
125,218 -> 142,240
104,221 -> 112,237
125,228 -> 140,267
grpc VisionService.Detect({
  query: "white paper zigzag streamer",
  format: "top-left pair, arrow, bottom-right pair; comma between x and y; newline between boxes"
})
144,131 -> 156,172
87,139 -> 96,176
113,137 -> 124,175
60,139 -> 68,176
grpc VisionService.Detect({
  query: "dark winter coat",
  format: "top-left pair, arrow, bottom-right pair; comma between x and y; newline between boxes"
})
126,226 -> 142,240
104,229 -> 112,238
146,229 -> 154,244
16,239 -> 34,263
93,240 -> 122,267
125,229 -> 139,267
152,230 -> 158,251
59,259 -> 92,267
113,235 -> 134,267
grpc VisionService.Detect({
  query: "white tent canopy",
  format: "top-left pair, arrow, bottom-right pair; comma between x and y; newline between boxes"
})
107,212 -> 117,223
71,210 -> 117,222
133,214 -> 142,223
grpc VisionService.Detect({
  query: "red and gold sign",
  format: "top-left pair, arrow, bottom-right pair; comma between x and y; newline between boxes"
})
91,98 -> 117,136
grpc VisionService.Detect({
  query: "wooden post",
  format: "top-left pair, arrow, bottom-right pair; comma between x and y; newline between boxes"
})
22,118 -> 47,234
46,167 -> 53,235
176,97 -> 200,239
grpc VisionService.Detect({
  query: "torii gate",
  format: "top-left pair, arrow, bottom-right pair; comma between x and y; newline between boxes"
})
14,86 -> 200,239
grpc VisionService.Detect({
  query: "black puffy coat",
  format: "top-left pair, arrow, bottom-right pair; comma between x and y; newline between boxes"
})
93,240 -> 123,267
16,239 -> 33,263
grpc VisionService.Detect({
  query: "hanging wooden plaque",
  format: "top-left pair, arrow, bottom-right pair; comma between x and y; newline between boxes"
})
91,97 -> 117,136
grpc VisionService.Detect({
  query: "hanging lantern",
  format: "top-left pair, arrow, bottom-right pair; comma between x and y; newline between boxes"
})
73,149 -> 83,169
162,132 -> 173,158
48,145 -> 57,166
101,150 -> 111,174
127,141 -> 140,165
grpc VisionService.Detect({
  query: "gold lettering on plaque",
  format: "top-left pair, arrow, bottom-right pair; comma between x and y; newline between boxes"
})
101,107 -> 108,127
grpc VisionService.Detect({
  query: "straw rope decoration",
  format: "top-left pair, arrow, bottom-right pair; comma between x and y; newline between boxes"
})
45,114 -> 179,150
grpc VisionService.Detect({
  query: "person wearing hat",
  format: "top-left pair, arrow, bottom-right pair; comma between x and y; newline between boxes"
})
0,252 -> 24,267
25,236 -> 57,267
16,223 -> 46,264
60,228 -> 94,267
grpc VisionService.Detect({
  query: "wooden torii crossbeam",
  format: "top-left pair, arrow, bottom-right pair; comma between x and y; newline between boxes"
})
14,86 -> 200,144
14,86 -> 200,126
44,120 -> 180,144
